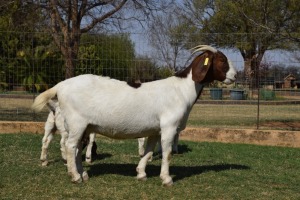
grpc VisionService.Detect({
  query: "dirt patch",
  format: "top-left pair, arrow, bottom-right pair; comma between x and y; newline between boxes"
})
0,121 -> 299,148
180,127 -> 300,148
260,121 -> 300,131
0,121 -> 45,134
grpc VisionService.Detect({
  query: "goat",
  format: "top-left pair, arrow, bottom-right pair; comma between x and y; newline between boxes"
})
32,45 -> 236,186
138,135 -> 179,158
40,100 -> 97,166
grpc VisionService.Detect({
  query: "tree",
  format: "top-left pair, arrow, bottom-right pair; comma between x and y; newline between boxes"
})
181,0 -> 300,88
130,56 -> 159,82
17,45 -> 63,92
77,33 -> 135,80
148,9 -> 192,71
0,1 -> 47,90
39,0 -> 171,79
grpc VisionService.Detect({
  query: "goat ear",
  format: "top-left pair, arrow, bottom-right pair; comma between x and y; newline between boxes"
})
192,52 -> 213,83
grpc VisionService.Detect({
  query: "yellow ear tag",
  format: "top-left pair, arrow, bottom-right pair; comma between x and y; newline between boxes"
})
204,57 -> 209,66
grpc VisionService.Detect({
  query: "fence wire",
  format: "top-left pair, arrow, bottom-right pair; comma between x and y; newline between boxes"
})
0,31 -> 299,131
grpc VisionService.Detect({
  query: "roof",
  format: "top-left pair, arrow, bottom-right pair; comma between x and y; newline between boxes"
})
284,74 -> 296,80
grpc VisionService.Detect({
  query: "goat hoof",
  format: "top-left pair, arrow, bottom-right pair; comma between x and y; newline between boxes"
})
41,161 -> 48,167
71,174 -> 82,183
85,158 -> 92,164
137,173 -> 147,181
82,171 -> 89,182
162,176 -> 173,187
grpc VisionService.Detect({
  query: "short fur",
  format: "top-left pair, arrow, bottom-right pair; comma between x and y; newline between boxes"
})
32,45 -> 236,186
40,101 -> 97,166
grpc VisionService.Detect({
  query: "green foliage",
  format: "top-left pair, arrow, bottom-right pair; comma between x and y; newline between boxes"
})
1,134 -> 300,199
77,34 -> 135,81
184,0 -> 300,50
0,2 -> 61,91
0,32 -> 143,91
130,56 -> 160,81
15,42 -> 64,92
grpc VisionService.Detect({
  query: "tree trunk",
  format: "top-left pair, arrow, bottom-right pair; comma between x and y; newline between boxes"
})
64,48 -> 76,79
242,49 -> 265,89
60,34 -> 80,79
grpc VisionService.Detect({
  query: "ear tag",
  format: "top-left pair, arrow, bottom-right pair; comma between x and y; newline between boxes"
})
204,58 -> 209,66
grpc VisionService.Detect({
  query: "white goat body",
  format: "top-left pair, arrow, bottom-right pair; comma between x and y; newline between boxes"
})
32,45 -> 236,186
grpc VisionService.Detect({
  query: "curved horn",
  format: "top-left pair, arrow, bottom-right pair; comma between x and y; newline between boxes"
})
190,45 -> 218,54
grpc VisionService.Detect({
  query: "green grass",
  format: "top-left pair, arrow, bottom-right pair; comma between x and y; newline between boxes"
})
1,133 -> 300,199
188,104 -> 300,130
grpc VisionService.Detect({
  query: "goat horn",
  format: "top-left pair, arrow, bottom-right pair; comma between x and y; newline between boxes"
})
190,45 -> 218,54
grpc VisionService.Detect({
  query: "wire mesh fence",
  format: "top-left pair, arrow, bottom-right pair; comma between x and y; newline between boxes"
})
0,31 -> 299,131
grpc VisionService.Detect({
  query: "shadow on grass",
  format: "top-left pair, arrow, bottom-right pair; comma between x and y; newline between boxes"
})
175,144 -> 192,154
151,144 -> 192,160
87,163 -> 250,183
82,153 -> 112,163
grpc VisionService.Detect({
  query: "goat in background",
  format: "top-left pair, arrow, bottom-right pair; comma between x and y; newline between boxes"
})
40,100 -> 97,166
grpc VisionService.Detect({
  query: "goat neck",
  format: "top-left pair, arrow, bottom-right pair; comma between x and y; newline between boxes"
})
173,71 -> 205,107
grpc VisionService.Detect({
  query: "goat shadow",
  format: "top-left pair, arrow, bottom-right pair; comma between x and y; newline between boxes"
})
85,144 -> 249,183
82,153 -> 112,163
84,144 -> 191,163
87,163 -> 250,183
151,144 -> 192,159
173,144 -> 192,154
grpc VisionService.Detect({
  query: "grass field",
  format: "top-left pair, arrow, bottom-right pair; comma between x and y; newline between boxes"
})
1,133 -> 300,199
188,104 -> 300,130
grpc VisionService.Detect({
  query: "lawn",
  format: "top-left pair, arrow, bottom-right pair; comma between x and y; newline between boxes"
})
188,104 -> 300,130
1,133 -> 299,199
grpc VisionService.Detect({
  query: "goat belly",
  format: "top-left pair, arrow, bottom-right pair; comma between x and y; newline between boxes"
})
87,124 -> 160,139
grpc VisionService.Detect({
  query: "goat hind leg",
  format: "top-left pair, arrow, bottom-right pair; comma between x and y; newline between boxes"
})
76,141 -> 89,182
138,137 -> 145,157
59,130 -> 68,164
66,131 -> 86,183
40,119 -> 55,166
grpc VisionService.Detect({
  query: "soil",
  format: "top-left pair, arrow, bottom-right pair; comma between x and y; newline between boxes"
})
0,121 -> 299,148
260,121 -> 300,130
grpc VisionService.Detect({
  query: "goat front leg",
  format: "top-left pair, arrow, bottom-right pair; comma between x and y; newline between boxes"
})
85,133 -> 96,163
160,127 -> 176,186
40,116 -> 55,166
55,110 -> 68,163
172,133 -> 179,154
136,135 -> 159,181
138,137 -> 145,157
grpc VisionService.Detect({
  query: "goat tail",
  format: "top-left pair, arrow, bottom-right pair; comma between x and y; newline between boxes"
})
32,86 -> 57,112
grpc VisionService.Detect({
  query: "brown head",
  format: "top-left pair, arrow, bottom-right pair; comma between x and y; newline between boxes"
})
176,45 -> 236,84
